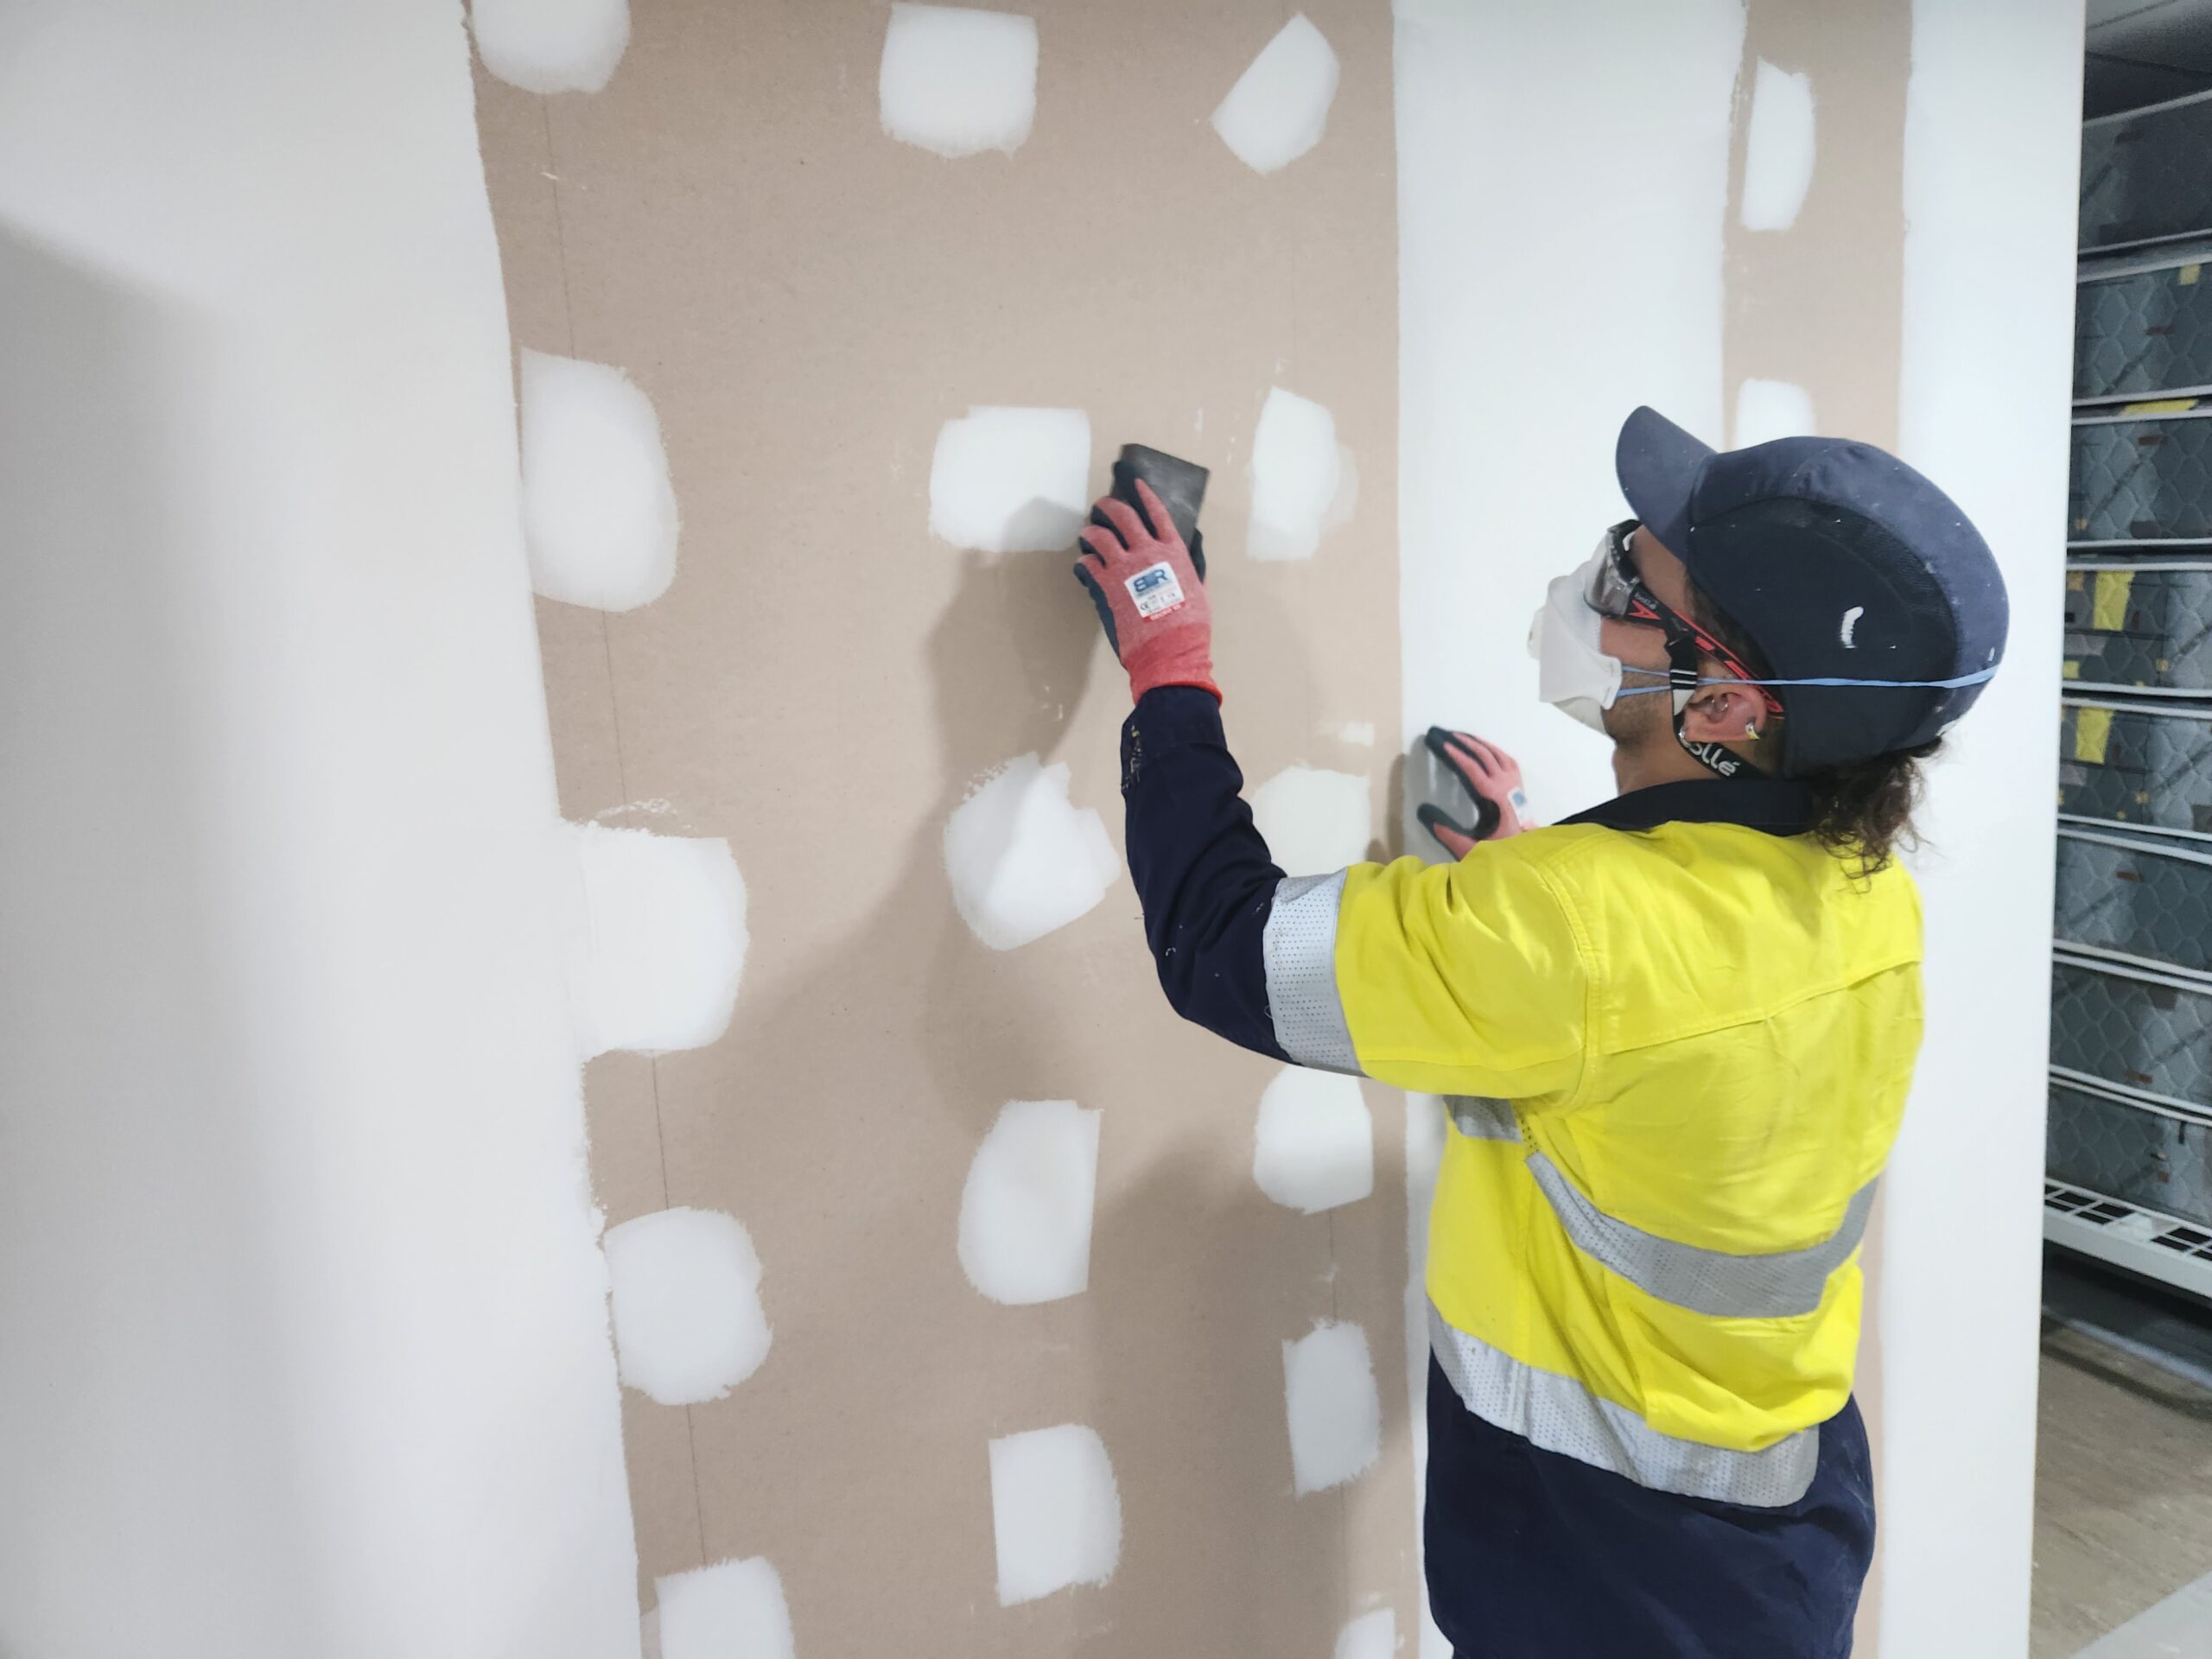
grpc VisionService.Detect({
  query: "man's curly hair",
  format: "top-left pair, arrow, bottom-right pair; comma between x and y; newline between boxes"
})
1688,582 -> 1936,874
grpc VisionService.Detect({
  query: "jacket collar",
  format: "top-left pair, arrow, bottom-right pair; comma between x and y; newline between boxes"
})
1559,777 -> 1815,837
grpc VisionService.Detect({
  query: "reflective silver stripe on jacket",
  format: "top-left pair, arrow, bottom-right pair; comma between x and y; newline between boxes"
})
1528,1154 -> 1876,1320
1446,1095 -> 1522,1142
1262,871 -> 1362,1074
1427,1301 -> 1820,1507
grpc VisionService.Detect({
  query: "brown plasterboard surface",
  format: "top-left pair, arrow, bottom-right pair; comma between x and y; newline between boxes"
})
474,1 -> 1411,1652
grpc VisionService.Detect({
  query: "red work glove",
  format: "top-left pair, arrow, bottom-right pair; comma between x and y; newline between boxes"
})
1075,480 -> 1218,704
1417,728 -> 1532,857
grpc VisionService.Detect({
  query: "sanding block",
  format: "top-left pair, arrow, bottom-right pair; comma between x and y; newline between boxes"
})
1077,443 -> 1212,663
1096,443 -> 1208,577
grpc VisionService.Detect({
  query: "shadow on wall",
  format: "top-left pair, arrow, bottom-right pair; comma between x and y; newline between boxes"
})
721,521 -> 1404,1645
0,226 -> 322,1655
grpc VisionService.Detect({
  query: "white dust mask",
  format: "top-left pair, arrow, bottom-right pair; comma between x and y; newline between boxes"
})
1526,537 -> 1666,734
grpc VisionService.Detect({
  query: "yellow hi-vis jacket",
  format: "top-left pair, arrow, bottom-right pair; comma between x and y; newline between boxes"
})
1262,802 -> 1923,1506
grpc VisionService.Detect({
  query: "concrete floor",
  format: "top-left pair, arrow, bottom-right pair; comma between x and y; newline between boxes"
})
2031,1256 -> 2212,1658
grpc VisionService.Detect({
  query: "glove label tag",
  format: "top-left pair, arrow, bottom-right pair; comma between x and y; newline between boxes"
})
1127,562 -> 1186,619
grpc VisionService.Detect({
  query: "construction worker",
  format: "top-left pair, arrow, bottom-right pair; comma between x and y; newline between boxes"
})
1073,406 -> 2007,1658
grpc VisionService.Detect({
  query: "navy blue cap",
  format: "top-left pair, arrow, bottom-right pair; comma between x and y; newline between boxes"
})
1616,406 -> 2009,778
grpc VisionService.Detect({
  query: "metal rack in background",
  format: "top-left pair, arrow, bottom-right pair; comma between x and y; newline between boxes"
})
2050,87 -> 2212,1300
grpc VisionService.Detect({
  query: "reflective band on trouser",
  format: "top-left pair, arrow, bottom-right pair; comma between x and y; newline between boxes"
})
1262,870 -> 1362,1074
1427,1301 -> 1821,1506
1527,1155 -> 1878,1321
1446,1095 -> 1521,1142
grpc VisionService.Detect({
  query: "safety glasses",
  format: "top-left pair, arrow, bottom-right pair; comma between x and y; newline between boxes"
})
1587,520 -> 1785,719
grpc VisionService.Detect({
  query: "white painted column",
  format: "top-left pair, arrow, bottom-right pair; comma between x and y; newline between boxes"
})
0,6 -> 641,1656
1394,3 -> 1746,1648
1881,3 -> 2082,1653
1392,3 -> 2081,1651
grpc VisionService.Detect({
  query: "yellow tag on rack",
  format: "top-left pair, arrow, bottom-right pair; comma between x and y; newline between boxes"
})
2074,707 -> 2113,766
2094,569 -> 2134,631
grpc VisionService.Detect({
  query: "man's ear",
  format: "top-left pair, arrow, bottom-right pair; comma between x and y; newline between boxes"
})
1681,683 -> 1764,743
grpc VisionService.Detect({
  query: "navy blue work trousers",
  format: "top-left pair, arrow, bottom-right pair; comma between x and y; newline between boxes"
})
1426,1358 -> 1875,1658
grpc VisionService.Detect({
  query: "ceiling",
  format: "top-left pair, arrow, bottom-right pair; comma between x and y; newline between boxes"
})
2088,0 -> 2212,117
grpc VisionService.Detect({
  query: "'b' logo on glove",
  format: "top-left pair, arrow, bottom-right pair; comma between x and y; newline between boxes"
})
1126,563 -> 1186,619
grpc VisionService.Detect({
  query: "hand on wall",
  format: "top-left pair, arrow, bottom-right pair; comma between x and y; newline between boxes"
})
1075,480 -> 1218,704
1418,728 -> 1532,856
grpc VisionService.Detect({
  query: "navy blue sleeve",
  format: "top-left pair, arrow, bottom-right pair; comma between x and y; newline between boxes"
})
1119,685 -> 1291,1061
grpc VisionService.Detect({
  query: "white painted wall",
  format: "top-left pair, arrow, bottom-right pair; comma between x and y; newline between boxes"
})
1394,0 -> 1745,813
0,6 -> 639,1657
1394,3 -> 1746,1649
1881,3 -> 2081,1653
1393,0 -> 2078,1651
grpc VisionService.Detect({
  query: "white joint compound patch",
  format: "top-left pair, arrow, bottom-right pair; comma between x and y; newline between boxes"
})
594,797 -> 677,821
654,1555 -> 794,1659
1211,14 -> 1341,175
1337,1608 -> 1398,1659
605,1207 -> 771,1406
1732,377 -> 1817,448
1738,60 -> 1815,232
518,349 -> 679,612
879,3 -> 1039,159
959,1099 -> 1101,1305
928,405 -> 1090,553
470,0 -> 631,94
1250,764 -> 1370,874
1253,1067 -> 1373,1214
1325,720 -> 1376,747
566,822 -> 747,1058
1283,1319 -> 1382,1496
1248,386 -> 1350,561
988,1423 -> 1122,1605
944,753 -> 1119,950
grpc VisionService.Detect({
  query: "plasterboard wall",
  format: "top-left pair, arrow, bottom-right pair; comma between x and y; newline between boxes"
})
474,2 -> 1414,1654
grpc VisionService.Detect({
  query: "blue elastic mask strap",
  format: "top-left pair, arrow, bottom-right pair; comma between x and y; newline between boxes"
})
1611,665 -> 2000,699
1714,667 -> 2000,692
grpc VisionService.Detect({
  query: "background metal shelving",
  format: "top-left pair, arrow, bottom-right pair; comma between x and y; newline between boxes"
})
2050,83 -> 2212,1300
